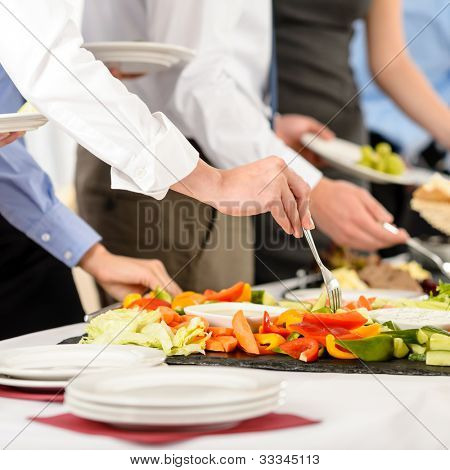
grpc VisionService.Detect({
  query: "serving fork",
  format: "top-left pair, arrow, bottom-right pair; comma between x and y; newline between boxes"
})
303,229 -> 342,312
383,222 -> 450,280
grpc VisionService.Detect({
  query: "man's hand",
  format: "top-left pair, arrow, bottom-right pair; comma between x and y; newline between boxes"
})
275,114 -> 334,167
310,178 -> 409,250
79,244 -> 182,301
173,158 -> 314,238
109,67 -> 146,81
0,131 -> 24,148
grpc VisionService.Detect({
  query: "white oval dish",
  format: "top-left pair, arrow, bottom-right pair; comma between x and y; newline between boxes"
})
368,308 -> 450,330
184,302 -> 285,329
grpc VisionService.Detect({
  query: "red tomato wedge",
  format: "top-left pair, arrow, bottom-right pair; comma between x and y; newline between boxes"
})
301,311 -> 367,330
204,282 -> 245,302
232,310 -> 259,354
279,337 -> 319,362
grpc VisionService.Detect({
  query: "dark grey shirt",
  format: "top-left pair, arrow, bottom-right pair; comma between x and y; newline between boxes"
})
275,0 -> 372,144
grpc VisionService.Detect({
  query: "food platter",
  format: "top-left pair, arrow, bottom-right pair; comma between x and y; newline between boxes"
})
0,111 -> 47,133
300,133 -> 434,185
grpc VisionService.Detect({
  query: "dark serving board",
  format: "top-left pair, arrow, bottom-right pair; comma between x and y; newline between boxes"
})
60,336 -> 450,377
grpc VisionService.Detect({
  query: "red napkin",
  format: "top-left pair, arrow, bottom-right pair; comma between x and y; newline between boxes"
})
33,413 -> 319,444
0,386 -> 64,403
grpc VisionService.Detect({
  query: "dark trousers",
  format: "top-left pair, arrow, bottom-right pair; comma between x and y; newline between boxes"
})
0,215 -> 84,340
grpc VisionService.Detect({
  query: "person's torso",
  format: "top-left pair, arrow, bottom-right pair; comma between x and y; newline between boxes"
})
0,65 -> 26,113
275,0 -> 372,143
82,0 -> 273,134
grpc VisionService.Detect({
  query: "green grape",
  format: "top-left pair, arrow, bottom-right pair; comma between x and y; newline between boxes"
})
385,153 -> 406,175
374,155 -> 387,172
375,142 -> 392,156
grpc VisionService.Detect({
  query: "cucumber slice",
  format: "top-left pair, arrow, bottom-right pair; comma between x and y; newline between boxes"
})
174,306 -> 185,316
421,326 -> 450,339
154,286 -> 172,303
408,353 -> 426,362
393,338 -> 409,359
426,350 -> 450,366
382,320 -> 400,331
382,329 -> 427,345
409,343 -> 427,355
251,290 -> 277,306
312,289 -> 327,311
429,333 -> 450,352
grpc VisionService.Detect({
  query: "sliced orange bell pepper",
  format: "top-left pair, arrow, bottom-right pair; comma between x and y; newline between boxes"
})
236,283 -> 252,302
351,323 -> 381,338
204,282 -> 245,302
171,292 -> 206,310
325,334 -> 356,359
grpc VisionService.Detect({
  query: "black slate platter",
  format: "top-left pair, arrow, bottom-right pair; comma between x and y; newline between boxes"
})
59,336 -> 450,377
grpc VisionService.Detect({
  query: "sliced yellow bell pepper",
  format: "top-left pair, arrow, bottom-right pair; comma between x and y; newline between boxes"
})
236,283 -> 252,302
123,293 -> 142,308
254,333 -> 286,351
325,334 -> 357,359
351,323 -> 381,338
276,309 -> 305,330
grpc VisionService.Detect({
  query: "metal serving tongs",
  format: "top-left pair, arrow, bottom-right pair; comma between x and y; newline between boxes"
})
303,229 -> 342,312
383,222 -> 450,280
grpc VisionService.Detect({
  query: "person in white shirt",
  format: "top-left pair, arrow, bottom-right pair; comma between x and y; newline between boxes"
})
78,0 -> 407,290
0,0 -> 319,297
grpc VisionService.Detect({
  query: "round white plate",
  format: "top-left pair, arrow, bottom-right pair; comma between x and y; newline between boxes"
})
284,288 -> 421,303
184,302 -> 285,329
66,366 -> 285,408
0,345 -> 165,380
0,112 -> 48,133
368,308 -> 450,330
0,375 -> 67,390
301,133 -> 434,186
84,41 -> 195,75
65,393 -> 282,427
65,393 -> 282,419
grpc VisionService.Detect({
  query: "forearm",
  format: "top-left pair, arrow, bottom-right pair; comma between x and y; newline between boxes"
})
373,56 -> 450,147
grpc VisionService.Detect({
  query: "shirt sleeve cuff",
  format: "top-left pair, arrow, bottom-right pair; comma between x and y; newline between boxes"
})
25,203 -> 102,267
111,112 -> 200,199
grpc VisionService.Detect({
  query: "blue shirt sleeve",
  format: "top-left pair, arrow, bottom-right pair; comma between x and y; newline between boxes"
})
0,141 -> 101,267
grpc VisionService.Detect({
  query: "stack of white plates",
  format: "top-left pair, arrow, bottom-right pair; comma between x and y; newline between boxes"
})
0,112 -> 47,133
65,366 -> 285,429
84,41 -> 196,75
0,345 -> 165,391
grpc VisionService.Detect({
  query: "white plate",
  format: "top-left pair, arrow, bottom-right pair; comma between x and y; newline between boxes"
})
184,302 -> 285,329
284,288 -> 421,303
0,375 -> 67,390
84,41 -> 195,75
368,308 -> 450,330
301,133 -> 434,186
0,345 -> 165,380
65,393 -> 282,419
66,366 -> 285,408
0,112 -> 48,133
65,393 -> 282,427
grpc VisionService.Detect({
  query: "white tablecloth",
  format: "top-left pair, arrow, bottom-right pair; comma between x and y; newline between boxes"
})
1,292 -> 449,450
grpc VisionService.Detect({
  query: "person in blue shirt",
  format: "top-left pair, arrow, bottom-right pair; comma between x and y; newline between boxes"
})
350,0 -> 450,234
351,0 -> 450,170
0,66 -> 182,340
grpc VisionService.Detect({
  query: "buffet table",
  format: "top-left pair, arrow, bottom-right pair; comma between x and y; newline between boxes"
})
1,280 -> 449,450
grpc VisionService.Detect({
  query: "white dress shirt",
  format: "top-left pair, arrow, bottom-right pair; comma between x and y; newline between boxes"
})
82,0 -> 323,188
0,0 -> 199,199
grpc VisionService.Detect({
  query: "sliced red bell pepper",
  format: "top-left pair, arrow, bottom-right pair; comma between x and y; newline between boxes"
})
261,311 -> 290,337
203,282 -> 245,302
289,322 -> 360,346
302,311 -> 367,330
130,297 -> 171,311
279,337 -> 319,362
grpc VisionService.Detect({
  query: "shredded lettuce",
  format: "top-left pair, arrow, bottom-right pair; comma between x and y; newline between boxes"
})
80,308 -> 209,356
